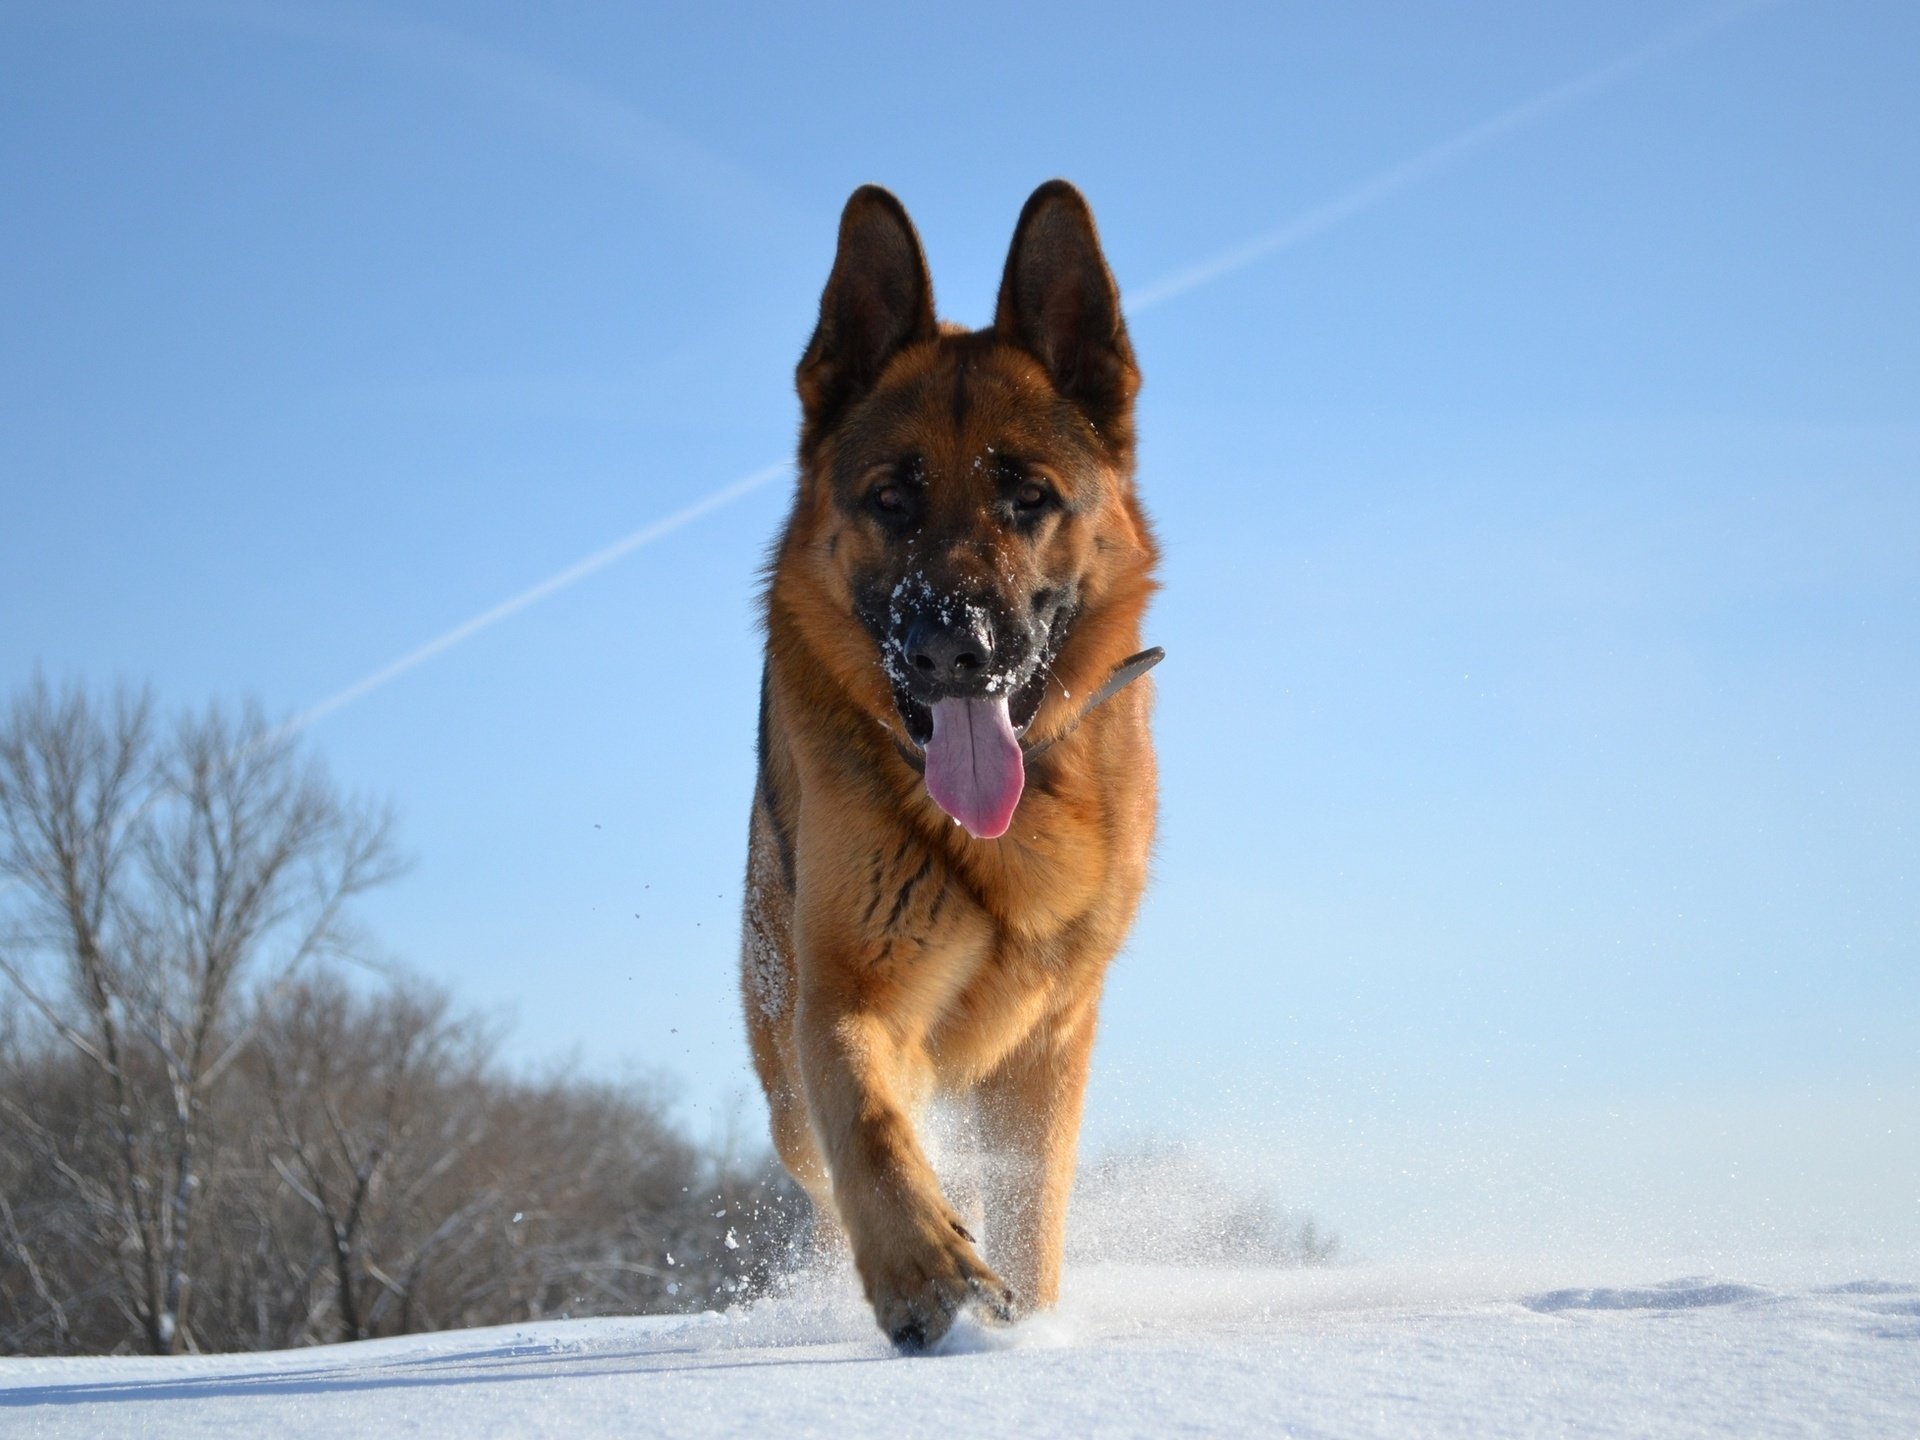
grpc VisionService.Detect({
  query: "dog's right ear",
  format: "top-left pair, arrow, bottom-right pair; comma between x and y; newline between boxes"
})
797,186 -> 937,439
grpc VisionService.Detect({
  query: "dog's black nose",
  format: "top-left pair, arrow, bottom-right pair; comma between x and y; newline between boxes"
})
905,618 -> 994,688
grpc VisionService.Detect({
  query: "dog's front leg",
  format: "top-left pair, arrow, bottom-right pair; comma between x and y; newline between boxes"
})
976,995 -> 1099,1312
796,993 -> 1013,1349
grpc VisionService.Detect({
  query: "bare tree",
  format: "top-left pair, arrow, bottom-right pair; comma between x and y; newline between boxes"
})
244,997 -> 801,1340
0,677 -> 399,1353
1,678 -> 807,1357
249,971 -> 494,1344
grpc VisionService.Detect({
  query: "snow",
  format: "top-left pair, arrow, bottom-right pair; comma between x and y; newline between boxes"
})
5,1254 -> 1915,1439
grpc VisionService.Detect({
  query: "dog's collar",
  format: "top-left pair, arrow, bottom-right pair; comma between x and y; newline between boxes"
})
890,646 -> 1164,776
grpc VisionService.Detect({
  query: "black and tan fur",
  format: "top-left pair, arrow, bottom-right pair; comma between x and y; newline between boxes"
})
742,181 -> 1157,1348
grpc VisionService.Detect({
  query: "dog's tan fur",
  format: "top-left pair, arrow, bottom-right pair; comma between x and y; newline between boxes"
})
741,181 -> 1156,1347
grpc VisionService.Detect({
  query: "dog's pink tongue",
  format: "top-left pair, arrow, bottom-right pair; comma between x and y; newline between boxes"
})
924,696 -> 1025,840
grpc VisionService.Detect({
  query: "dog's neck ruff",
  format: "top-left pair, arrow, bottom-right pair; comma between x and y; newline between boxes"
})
893,646 -> 1163,775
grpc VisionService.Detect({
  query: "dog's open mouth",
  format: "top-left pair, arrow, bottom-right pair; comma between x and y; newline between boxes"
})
895,668 -> 1047,841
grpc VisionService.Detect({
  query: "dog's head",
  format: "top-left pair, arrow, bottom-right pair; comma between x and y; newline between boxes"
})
771,182 -> 1156,838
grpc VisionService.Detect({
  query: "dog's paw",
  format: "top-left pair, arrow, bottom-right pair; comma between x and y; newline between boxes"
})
865,1215 -> 1016,1353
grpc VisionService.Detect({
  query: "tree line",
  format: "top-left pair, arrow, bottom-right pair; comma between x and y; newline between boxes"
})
0,677 -> 1334,1357
0,678 -> 797,1356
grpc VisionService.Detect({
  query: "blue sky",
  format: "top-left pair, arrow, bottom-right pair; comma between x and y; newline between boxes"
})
4,0 -> 1916,1258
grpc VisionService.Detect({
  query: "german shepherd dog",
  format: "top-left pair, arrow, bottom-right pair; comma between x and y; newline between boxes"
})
742,181 -> 1158,1349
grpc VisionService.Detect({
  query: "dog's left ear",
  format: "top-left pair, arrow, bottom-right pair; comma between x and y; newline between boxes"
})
995,180 -> 1139,433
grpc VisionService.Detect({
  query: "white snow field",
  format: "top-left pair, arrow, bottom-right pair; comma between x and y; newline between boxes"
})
4,1254 -> 1916,1439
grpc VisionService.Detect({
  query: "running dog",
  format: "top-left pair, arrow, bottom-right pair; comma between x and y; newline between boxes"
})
742,180 -> 1159,1349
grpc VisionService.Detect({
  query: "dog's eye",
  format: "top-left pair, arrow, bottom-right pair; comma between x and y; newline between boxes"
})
873,485 -> 906,513
1013,482 -> 1049,511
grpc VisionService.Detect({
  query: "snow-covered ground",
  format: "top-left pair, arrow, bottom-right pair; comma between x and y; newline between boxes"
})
5,1253 -> 1916,1438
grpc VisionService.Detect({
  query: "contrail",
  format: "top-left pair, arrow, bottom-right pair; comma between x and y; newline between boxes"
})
1125,0 -> 1784,314
275,461 -> 789,740
0,0 -> 1780,914
0,451 -> 778,896
281,0 -> 1776,735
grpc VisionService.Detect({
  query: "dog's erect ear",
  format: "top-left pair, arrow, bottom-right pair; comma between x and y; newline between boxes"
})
797,186 -> 937,437
995,180 -> 1139,430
